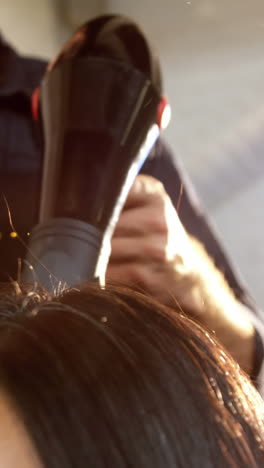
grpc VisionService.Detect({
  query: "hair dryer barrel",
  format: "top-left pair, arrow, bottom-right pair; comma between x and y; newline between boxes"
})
22,219 -> 103,290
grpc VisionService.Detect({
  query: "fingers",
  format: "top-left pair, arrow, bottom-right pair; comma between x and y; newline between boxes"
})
107,174 -> 189,303
114,174 -> 172,237
106,261 -> 165,292
106,261 -> 176,305
124,174 -> 167,210
110,234 -> 168,264
106,262 -> 147,287
113,205 -> 168,238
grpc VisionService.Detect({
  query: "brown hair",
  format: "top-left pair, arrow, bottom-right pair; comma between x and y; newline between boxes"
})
0,282 -> 263,467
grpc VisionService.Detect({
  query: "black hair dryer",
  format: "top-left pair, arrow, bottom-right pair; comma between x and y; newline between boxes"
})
22,26 -> 170,291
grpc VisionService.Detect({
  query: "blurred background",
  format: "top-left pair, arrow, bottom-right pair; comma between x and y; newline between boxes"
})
1,0 -> 264,305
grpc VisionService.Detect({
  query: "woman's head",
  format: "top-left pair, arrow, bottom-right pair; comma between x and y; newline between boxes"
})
0,283 -> 263,467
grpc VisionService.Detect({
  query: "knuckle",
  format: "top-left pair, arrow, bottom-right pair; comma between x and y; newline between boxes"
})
152,181 -> 167,198
138,175 -> 166,195
148,216 -> 168,234
144,207 -> 168,233
143,242 -> 167,263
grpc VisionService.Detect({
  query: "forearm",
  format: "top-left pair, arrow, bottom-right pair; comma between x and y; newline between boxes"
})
173,235 -> 255,375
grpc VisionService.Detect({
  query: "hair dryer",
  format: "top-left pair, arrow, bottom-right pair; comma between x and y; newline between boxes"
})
22,15 -> 170,291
